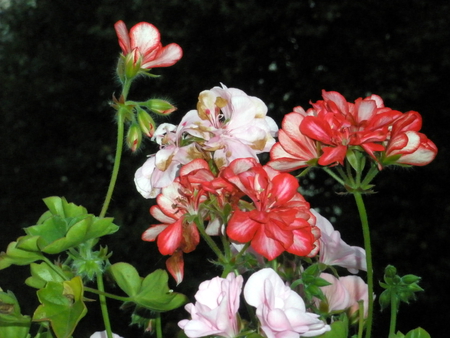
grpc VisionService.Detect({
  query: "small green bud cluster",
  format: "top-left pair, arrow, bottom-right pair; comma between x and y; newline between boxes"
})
379,265 -> 423,311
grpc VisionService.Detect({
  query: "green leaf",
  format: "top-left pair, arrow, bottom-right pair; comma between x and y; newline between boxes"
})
316,320 -> 348,338
25,262 -> 68,289
134,269 -> 188,312
404,327 -> 431,338
0,241 -> 44,270
0,289 -> 32,338
23,197 -> 119,254
108,262 -> 142,297
43,196 -> 88,219
33,276 -> 87,338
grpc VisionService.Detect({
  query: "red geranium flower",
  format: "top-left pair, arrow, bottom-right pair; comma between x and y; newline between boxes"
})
222,158 -> 319,260
142,159 -> 236,284
383,111 -> 437,166
300,90 -> 401,165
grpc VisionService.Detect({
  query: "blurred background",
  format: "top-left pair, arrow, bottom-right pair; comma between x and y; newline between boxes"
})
1,0 -> 448,337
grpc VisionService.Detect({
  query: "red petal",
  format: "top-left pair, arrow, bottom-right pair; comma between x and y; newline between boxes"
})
142,43 -> 183,68
114,20 -> 131,54
300,116 -> 334,144
318,145 -> 347,166
157,218 -> 183,255
166,251 -> 184,285
271,173 -> 299,205
251,226 -> 285,260
227,210 -> 260,243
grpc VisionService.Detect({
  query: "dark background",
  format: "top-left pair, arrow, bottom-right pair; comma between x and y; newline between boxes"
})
1,0 -> 448,337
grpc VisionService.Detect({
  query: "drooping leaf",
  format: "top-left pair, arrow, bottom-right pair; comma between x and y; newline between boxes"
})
108,262 -> 142,297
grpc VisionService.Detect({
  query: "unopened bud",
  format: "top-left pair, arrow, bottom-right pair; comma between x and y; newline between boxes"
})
126,123 -> 142,152
137,109 -> 156,137
142,99 -> 177,115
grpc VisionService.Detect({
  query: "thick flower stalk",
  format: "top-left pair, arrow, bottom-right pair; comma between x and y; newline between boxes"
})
178,273 -> 243,338
244,268 -> 330,337
222,158 -> 320,261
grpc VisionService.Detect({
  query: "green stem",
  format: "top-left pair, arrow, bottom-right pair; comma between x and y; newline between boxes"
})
389,291 -> 398,336
195,218 -> 226,263
322,166 -> 346,186
353,192 -> 374,338
42,257 -> 68,281
84,286 -> 131,302
96,272 -> 113,338
155,312 -> 163,338
99,112 -> 125,218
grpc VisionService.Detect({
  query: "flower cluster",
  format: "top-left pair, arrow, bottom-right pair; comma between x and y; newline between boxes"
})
268,90 -> 437,171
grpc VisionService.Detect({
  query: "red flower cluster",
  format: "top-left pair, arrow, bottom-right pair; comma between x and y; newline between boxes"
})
223,158 -> 320,261
269,90 -> 437,171
142,159 -> 236,284
143,158 -> 320,283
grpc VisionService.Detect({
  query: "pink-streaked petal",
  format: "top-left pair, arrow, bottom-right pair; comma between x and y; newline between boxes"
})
270,173 -> 299,205
114,20 -> 131,54
322,90 -> 349,114
129,22 -> 160,56
251,227 -> 285,261
227,211 -> 260,243
142,224 -> 167,241
179,158 -> 210,176
300,116 -> 334,144
355,99 -> 377,123
166,251 -> 184,285
142,43 -> 183,68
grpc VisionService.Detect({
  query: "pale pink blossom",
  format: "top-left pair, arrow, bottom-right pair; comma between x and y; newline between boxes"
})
178,273 -> 243,338
315,273 -> 352,313
340,275 -> 370,318
316,273 -> 369,318
312,209 -> 366,274
90,331 -> 124,338
244,268 -> 330,338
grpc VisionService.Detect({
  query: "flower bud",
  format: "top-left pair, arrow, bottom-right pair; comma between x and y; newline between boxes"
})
137,109 -> 156,137
401,274 -> 421,285
141,99 -> 177,115
126,122 -> 143,152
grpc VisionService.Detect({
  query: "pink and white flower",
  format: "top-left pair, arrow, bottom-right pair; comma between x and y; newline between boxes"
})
178,273 -> 243,338
114,20 -> 182,70
90,331 -> 124,338
312,209 -> 366,274
134,123 -> 202,198
183,85 -> 278,169
315,273 -> 369,318
244,268 -> 330,338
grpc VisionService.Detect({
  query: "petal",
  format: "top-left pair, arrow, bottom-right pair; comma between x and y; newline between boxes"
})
142,43 -> 183,68
141,224 -> 167,242
114,20 -> 131,54
129,22 -> 160,56
157,218 -> 183,255
166,251 -> 184,285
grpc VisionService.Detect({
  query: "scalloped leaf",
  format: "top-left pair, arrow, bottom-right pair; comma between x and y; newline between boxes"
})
33,276 -> 87,338
134,269 -> 188,312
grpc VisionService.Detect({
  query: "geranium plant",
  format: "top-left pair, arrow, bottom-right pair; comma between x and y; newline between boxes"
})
0,20 -> 437,338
